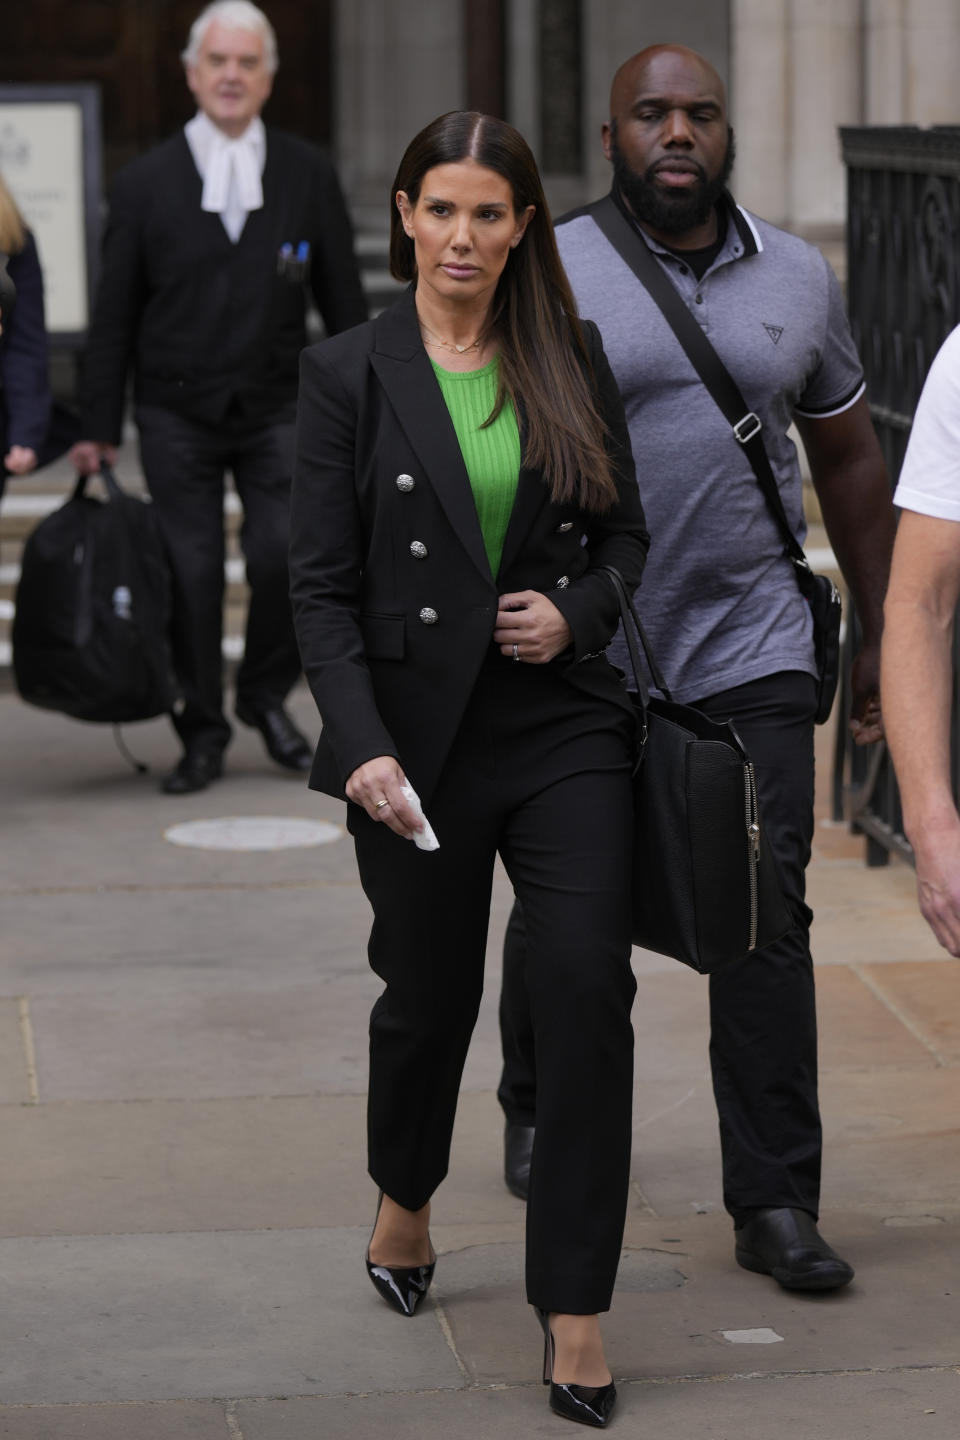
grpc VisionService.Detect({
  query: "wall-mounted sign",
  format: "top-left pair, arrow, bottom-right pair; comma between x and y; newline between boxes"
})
0,85 -> 102,343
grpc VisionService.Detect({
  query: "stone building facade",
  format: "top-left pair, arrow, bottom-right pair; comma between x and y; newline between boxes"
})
338,0 -> 960,239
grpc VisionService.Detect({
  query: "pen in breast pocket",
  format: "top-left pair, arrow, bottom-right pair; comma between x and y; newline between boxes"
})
277,240 -> 311,281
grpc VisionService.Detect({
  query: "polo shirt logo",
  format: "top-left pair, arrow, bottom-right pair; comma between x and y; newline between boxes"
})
763,323 -> 784,345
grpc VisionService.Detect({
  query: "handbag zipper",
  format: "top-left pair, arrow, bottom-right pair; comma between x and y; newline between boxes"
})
744,762 -> 760,950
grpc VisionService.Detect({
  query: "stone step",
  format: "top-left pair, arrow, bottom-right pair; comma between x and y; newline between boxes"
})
0,556 -> 250,605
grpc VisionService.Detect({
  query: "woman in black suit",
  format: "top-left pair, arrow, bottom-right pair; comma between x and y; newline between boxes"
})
290,111 -> 648,1428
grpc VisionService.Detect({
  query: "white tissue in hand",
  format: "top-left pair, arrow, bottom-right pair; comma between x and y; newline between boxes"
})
400,783 -> 440,850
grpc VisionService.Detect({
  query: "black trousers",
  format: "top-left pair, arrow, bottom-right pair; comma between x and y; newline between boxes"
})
349,651 -> 637,1313
136,403 -> 302,752
499,670 -> 821,1225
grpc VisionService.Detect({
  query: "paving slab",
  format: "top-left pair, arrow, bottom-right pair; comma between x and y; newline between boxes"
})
435,1213 -> 960,1387
0,1091 -> 525,1238
815,964 -> 939,1070
806,858 -> 946,966
858,960 -> 960,1063
0,1401 -> 231,1439
235,1369 -> 960,1440
0,1229 -> 464,1405
0,998 -> 31,1103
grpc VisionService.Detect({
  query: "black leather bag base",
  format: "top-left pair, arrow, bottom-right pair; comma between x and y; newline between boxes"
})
632,697 -> 791,972
602,567 -> 793,974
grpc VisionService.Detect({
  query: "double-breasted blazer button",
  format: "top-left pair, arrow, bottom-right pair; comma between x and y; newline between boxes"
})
410,540 -> 428,560
419,607 -> 439,625
556,521 -> 573,532
396,473 -> 415,492
555,575 -> 570,590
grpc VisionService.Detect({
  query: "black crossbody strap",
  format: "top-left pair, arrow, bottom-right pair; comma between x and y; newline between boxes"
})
589,194 -> 811,574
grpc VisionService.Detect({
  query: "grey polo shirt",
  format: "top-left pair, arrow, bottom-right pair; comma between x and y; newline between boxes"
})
556,193 -> 864,702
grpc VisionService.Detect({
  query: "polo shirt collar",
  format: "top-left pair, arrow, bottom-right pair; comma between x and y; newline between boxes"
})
610,185 -> 763,267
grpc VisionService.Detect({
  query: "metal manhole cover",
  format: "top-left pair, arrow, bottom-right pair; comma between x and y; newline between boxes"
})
163,816 -> 343,851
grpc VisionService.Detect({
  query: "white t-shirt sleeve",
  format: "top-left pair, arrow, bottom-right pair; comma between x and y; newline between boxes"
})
895,325 -> 960,521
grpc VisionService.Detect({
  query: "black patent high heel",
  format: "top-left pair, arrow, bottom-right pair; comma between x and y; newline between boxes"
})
365,1190 -> 436,1317
534,1307 -> 617,1428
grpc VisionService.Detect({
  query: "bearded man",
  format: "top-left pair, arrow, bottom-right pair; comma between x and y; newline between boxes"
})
498,45 -> 896,1293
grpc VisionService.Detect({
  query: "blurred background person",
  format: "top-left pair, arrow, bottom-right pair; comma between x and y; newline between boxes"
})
883,325 -> 960,956
0,172 -> 53,504
70,1 -> 368,794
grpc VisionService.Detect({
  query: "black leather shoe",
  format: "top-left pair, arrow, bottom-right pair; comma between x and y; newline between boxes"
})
365,1191 -> 436,1317
735,1207 -> 854,1291
160,748 -> 223,794
235,700 -> 312,771
535,1308 -> 616,1429
504,1122 -> 535,1201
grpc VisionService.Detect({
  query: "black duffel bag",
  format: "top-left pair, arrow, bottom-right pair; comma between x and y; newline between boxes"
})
13,462 -> 177,723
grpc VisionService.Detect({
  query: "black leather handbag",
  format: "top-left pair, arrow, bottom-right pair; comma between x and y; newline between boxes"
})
603,567 -> 792,974
590,194 -> 842,724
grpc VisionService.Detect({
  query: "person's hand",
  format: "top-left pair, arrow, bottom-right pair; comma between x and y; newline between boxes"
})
345,755 -> 420,838
3,445 -> 38,475
494,590 -> 573,663
911,819 -> 960,956
69,441 -> 116,476
849,644 -> 883,745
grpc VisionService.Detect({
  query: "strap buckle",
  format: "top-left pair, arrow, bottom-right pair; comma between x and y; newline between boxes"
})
733,412 -> 762,444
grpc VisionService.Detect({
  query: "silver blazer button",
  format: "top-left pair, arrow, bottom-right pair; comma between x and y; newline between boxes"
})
410,540 -> 428,560
396,474 -> 415,492
555,575 -> 570,590
556,521 -> 573,532
419,606 -> 439,625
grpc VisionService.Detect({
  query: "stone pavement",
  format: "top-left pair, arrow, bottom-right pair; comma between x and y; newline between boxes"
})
1,684 -> 959,1440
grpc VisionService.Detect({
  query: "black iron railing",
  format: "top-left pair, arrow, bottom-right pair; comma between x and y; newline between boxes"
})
836,127 -> 960,864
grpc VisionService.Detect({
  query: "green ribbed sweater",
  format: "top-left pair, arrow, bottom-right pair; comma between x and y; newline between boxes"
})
432,358 -> 520,578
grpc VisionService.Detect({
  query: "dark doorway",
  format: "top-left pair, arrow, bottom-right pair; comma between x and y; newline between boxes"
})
0,1 -> 333,182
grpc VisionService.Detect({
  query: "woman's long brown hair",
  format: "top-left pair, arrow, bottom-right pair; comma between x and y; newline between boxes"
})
390,112 -> 619,514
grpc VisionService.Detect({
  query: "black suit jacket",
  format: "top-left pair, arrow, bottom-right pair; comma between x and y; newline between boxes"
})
290,289 -> 650,806
81,127 -> 368,443
1,234 -> 52,462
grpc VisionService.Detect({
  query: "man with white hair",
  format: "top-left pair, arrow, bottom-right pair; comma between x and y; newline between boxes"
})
72,2 -> 367,792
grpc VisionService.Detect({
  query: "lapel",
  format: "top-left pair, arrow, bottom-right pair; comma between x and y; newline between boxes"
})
370,289 -> 493,585
172,132 -> 235,250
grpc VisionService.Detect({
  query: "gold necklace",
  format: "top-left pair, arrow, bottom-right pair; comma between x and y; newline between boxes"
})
419,320 -> 488,355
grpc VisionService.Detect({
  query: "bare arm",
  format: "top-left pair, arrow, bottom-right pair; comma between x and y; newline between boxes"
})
882,509 -> 960,953
797,396 -> 896,743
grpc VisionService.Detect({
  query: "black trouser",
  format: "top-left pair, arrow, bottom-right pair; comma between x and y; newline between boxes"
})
499,670 -> 821,1225
349,651 -> 637,1313
136,403 -> 302,753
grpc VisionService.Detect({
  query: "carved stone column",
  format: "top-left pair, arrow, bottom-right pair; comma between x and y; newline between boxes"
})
335,0 -> 464,218
730,0 -> 789,226
787,0 -> 862,232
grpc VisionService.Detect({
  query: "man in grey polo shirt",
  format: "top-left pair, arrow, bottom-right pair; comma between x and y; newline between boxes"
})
498,44 -> 896,1291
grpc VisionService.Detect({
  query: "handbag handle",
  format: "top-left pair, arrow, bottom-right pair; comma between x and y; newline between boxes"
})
600,564 -> 674,703
71,458 -> 125,504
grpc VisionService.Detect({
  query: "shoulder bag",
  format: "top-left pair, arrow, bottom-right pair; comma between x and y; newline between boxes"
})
602,565 -> 792,974
590,194 -> 842,725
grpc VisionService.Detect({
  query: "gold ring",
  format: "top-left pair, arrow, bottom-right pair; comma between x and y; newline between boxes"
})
374,798 -> 389,810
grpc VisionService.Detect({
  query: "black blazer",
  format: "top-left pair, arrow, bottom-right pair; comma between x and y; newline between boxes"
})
290,289 -> 650,807
81,128 -> 368,443
1,233 -> 52,463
